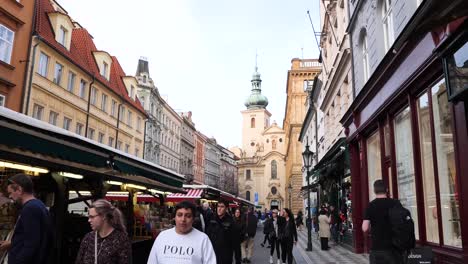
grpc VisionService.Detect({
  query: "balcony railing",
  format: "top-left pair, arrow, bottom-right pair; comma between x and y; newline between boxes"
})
300,59 -> 321,68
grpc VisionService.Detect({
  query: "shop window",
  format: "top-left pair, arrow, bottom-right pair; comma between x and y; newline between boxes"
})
0,24 -> 14,64
271,160 -> 277,179
394,107 -> 419,239
246,169 -> 251,180
366,131 -> 382,201
417,93 -> 439,243
246,191 -> 251,201
431,80 -> 461,247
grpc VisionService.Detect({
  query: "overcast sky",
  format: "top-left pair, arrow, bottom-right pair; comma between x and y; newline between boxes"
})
59,0 -> 321,148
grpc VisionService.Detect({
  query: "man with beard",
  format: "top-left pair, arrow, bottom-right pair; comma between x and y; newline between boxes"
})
206,200 -> 234,264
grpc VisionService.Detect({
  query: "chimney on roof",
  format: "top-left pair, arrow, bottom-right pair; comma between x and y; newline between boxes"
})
136,57 -> 150,77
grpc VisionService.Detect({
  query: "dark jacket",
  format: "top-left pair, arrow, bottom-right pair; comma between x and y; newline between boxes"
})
9,199 -> 53,264
264,217 -> 277,238
206,213 -> 234,264
233,216 -> 245,244
193,206 -> 204,232
243,212 -> 258,237
278,216 -> 298,242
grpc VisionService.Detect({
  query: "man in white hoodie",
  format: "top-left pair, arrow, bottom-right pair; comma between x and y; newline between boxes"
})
147,201 -> 216,264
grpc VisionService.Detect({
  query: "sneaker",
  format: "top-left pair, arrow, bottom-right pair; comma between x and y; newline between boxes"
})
269,256 -> 273,264
261,243 -> 265,247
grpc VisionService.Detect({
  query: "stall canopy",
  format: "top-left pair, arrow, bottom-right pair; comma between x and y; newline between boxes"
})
0,108 -> 185,190
166,189 -> 204,202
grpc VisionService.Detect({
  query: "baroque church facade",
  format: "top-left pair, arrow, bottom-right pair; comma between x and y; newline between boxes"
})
231,66 -> 287,210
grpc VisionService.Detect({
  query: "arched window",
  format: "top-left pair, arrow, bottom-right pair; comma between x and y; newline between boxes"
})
251,118 -> 255,128
271,160 -> 277,179
381,0 -> 394,52
360,30 -> 370,82
272,139 -> 277,150
246,191 -> 251,201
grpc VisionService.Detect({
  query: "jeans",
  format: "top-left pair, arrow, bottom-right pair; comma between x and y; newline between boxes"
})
280,238 -> 294,264
270,237 -> 280,259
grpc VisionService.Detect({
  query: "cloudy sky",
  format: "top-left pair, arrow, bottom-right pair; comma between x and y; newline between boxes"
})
59,0 -> 321,148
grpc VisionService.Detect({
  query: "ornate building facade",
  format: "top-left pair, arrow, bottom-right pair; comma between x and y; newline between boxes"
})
234,65 -> 287,210
283,58 -> 320,213
179,111 -> 195,182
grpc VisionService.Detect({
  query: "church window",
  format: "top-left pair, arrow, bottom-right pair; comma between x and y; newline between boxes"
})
246,191 -> 251,201
279,138 -> 283,143
271,186 -> 277,195
272,140 -> 277,150
251,118 -> 255,128
266,139 -> 269,143
271,160 -> 277,179
246,169 -> 251,180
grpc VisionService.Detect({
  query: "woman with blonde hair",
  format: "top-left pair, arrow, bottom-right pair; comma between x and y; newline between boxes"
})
75,199 -> 131,264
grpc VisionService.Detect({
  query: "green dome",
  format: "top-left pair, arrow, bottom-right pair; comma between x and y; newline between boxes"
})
245,67 -> 268,109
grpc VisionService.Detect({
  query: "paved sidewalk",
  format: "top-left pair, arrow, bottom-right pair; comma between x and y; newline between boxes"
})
294,229 -> 369,264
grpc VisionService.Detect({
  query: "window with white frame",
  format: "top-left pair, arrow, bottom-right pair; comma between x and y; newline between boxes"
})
111,100 -> 117,117
63,117 -> 71,130
54,63 -> 63,85
87,128 -> 95,140
361,31 -> 370,82
119,106 -> 125,121
101,61 -> 108,78
98,132 -> 104,143
0,25 -> 14,64
101,94 -> 108,112
58,26 -> 67,47
67,71 -> 75,92
117,141 -> 122,150
0,95 -> 5,107
76,123 -> 83,135
137,117 -> 141,131
38,52 -> 49,77
32,104 -> 44,120
108,137 -> 114,147
135,148 -> 139,157
127,110 -> 132,126
90,87 -> 97,105
125,144 -> 130,153
130,85 -> 135,98
382,0 -> 394,52
48,111 -> 58,125
79,79 -> 87,98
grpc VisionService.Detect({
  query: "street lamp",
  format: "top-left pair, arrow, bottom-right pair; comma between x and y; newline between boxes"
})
302,140 -> 314,252
287,183 -> 292,209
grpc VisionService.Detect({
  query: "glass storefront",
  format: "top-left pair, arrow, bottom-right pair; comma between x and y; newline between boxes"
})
366,131 -> 382,201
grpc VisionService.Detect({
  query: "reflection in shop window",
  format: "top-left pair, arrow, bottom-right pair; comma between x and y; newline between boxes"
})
366,131 -> 382,201
394,107 -> 419,240
417,93 -> 439,243
432,80 -> 461,247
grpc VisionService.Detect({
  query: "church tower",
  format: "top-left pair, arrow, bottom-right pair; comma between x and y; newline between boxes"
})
241,65 -> 271,157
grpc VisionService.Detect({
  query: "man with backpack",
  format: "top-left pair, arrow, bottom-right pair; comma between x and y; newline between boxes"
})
362,180 -> 415,264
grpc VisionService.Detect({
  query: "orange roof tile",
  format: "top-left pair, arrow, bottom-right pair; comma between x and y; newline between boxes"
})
35,0 -> 147,116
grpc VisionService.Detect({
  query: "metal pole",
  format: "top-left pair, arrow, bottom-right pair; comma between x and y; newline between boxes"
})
306,168 -> 313,251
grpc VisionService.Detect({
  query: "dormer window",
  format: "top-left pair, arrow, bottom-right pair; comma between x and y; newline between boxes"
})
58,26 -> 67,47
101,62 -> 108,78
130,85 -> 135,98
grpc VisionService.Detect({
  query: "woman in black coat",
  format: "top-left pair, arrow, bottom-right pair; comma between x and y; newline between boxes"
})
232,208 -> 244,264
278,208 -> 297,264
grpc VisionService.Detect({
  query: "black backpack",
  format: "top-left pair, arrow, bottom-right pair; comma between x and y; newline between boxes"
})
388,201 -> 416,251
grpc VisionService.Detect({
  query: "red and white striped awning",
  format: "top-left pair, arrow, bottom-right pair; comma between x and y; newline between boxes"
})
166,189 -> 204,202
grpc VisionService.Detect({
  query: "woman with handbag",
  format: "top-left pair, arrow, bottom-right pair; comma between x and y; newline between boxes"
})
264,209 -> 281,264
75,199 -> 131,264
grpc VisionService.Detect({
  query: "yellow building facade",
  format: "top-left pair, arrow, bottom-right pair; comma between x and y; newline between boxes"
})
24,1 -> 146,158
283,58 -> 321,213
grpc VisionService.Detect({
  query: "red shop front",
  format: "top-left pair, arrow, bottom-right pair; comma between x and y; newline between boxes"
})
341,10 -> 468,264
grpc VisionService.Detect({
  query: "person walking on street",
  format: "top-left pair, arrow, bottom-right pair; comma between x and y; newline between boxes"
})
147,201 -> 216,264
75,199 -> 131,264
206,200 -> 234,264
279,208 -> 297,264
362,180 -> 413,264
232,208 -> 244,264
202,202 -> 214,226
241,207 -> 258,263
295,210 -> 304,231
318,208 -> 331,250
0,174 -> 52,264
261,210 -> 271,248
264,209 -> 281,264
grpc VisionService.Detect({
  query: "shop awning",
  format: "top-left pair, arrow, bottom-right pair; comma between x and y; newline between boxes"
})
166,189 -> 204,202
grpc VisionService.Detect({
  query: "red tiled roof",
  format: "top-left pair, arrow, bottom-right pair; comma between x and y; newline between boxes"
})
34,0 -> 146,116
